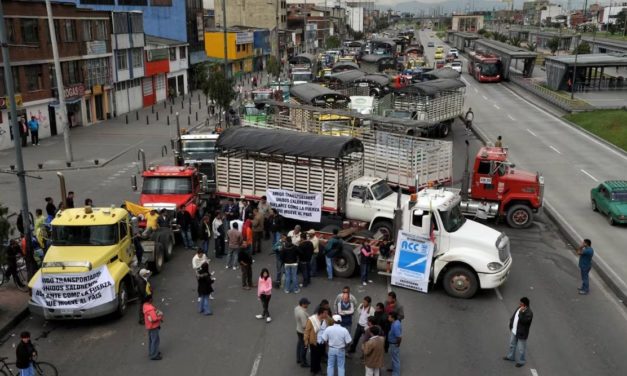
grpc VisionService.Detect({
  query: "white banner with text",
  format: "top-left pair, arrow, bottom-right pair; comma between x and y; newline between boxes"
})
266,189 -> 322,222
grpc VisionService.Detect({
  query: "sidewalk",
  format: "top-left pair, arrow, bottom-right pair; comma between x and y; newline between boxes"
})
0,284 -> 29,340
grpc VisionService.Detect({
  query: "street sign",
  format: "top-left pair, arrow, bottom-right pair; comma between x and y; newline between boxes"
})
0,94 -> 23,109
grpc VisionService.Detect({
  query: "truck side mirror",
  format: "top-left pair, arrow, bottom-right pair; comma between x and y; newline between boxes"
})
131,175 -> 137,191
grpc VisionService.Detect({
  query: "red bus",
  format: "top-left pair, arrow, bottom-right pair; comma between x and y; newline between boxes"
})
467,50 -> 503,83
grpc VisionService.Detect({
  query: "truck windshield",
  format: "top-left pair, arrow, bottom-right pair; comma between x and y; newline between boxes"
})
438,204 -> 466,233
143,177 -> 192,194
51,225 -> 117,246
181,140 -> 216,161
371,180 -> 393,200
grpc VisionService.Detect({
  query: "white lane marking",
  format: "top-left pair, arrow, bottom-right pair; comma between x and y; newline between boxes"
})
526,129 -> 538,137
493,104 -> 501,110
460,76 -> 470,86
549,146 -> 562,154
495,287 -> 503,300
531,369 -> 539,376
580,169 -> 598,182
473,87 -> 478,93
482,95 -> 488,100
250,353 -> 262,376
507,114 -> 516,121
502,85 -> 627,162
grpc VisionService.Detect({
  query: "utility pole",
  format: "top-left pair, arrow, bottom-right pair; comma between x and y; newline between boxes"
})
221,0 -> 228,77
304,0 -> 308,54
276,0 -> 281,66
45,0 -> 73,163
0,2 -> 36,278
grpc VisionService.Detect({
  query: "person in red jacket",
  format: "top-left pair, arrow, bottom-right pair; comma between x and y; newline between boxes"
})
143,295 -> 164,360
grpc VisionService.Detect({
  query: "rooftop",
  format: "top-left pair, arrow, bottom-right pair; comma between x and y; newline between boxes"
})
545,53 -> 627,67
52,207 -> 128,226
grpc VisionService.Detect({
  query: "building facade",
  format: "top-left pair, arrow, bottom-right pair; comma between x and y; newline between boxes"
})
0,1 -> 113,151
111,12 -> 145,116
143,35 -> 188,107
204,29 -> 254,77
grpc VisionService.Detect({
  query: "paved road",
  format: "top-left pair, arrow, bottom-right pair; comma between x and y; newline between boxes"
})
419,29 -> 627,301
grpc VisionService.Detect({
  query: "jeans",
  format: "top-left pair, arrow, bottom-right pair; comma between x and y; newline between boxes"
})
260,294 -> 271,317
148,328 -> 160,359
327,347 -> 346,376
181,228 -> 193,248
241,264 -> 253,287
30,130 -> 39,145
227,247 -> 239,268
326,256 -> 334,280
310,255 -> 318,277
214,236 -> 225,257
285,264 -> 299,292
390,343 -> 400,376
19,364 -> 34,376
350,324 -> 366,352
202,239 -> 210,255
253,231 -> 263,254
506,333 -> 527,365
274,252 -> 284,287
198,295 -> 212,315
360,261 -> 369,283
299,261 -> 311,286
580,266 -> 591,292
272,231 -> 281,245
365,367 -> 380,376
297,332 -> 308,365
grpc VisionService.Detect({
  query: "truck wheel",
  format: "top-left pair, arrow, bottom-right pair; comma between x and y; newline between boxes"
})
506,204 -> 533,229
591,200 -> 598,212
162,236 -> 174,261
115,280 -> 129,318
439,122 -> 451,138
333,248 -> 356,278
442,266 -> 478,299
149,243 -> 165,274
371,221 -> 393,240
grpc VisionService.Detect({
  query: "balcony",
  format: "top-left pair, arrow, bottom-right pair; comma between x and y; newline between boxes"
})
79,40 -> 110,56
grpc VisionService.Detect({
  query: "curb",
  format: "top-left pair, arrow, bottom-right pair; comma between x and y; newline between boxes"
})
0,307 -> 29,341
471,121 -> 627,308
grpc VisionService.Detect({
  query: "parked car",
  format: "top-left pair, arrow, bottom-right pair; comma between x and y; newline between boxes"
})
591,180 -> 627,225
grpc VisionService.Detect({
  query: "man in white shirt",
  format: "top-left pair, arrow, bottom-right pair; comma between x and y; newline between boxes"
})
322,315 -> 353,376
349,296 -> 375,353
192,248 -> 209,271
288,225 -> 302,246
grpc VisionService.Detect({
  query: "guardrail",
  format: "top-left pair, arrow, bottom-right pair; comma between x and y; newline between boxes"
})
508,72 -> 594,112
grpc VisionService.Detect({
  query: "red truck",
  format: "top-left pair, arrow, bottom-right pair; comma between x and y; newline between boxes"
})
467,50 -> 503,83
459,146 -> 544,228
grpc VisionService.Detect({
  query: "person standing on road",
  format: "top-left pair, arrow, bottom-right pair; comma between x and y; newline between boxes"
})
176,206 -> 194,249
136,269 -> 152,325
131,217 -> 145,265
258,196 -> 272,240
304,306 -> 330,375
157,209 -> 169,228
239,245 -> 254,290
212,212 -> 225,258
18,115 -> 28,148
307,229 -> 320,277
464,107 -> 474,132
297,232 -> 314,287
273,233 -> 286,288
334,286 -> 358,316
226,222 -> 243,270
503,297 -> 533,368
192,247 -> 209,272
16,331 -> 37,376
45,197 -> 56,219
359,239 -> 373,286
65,191 -> 75,209
224,199 -> 239,227
494,135 -> 503,148
349,296 -> 375,353
197,262 -> 214,315
362,326 -> 385,376
200,215 -> 212,255
288,224 -> 302,246
384,292 -> 404,352
577,239 -> 594,295
324,229 -> 344,280
337,292 -> 355,333
28,116 -> 39,145
322,314 -> 353,376
387,312 -> 402,376
295,297 -> 311,367
252,208 -> 264,255
282,237 -> 300,293
269,209 -> 283,245
143,295 -> 164,360
256,268 -> 273,322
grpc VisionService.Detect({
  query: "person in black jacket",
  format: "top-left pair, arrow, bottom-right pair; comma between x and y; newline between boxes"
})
197,262 -> 214,315
16,331 -> 37,374
239,247 -> 254,290
504,297 -> 533,368
176,205 -> 194,249
269,209 -> 283,245
281,237 -> 300,293
297,233 -> 314,287
6,240 -> 26,288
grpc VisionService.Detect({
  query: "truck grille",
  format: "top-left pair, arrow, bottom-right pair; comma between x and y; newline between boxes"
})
497,233 -> 511,263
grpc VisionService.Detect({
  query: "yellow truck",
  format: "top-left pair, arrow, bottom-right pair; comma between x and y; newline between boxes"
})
28,207 -> 137,319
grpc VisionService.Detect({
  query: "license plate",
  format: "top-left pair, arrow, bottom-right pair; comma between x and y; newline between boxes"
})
60,309 -> 73,315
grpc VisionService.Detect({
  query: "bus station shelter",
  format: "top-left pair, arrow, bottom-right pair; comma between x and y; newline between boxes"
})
471,39 -> 538,79
448,32 -> 481,52
545,53 -> 627,91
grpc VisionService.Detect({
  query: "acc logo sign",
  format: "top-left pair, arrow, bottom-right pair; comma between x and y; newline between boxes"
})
401,240 -> 422,253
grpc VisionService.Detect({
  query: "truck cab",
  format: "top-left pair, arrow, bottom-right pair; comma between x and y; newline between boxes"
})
138,165 -> 204,218
28,207 -> 134,319
179,134 -> 219,191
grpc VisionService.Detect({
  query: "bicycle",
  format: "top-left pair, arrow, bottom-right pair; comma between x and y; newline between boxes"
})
0,357 -> 58,376
0,253 -> 29,292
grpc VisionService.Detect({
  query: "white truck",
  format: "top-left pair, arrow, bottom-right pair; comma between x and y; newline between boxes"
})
215,127 -> 511,298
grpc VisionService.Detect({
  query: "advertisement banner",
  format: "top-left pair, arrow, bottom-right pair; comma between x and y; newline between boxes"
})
391,230 -> 435,293
266,189 -> 322,222
32,266 -> 116,310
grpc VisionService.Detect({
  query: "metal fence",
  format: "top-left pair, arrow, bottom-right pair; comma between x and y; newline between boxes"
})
509,72 -> 594,112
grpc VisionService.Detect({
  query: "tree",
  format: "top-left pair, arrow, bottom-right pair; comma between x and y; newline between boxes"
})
526,42 -> 537,52
477,28 -> 488,36
547,36 -> 560,55
266,56 -> 280,79
509,37 -> 522,47
615,9 -> 627,33
608,23 -> 617,35
206,70 -> 236,126
326,35 -> 341,49
573,41 -> 591,55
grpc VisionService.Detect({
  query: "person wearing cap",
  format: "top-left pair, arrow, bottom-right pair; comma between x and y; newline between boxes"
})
294,297 -> 311,367
307,229 -> 320,277
322,314 -> 353,376
136,268 -> 153,325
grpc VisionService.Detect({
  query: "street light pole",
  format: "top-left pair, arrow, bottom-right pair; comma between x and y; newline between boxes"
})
276,0 -> 280,67
0,2 -> 36,277
45,0 -> 73,163
571,34 -> 580,100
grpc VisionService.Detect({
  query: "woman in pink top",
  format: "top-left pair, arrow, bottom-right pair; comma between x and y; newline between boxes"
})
256,268 -> 273,323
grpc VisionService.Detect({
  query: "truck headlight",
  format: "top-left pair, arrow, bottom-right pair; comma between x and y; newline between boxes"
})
487,262 -> 503,271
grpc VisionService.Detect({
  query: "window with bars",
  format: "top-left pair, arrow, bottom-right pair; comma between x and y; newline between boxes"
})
6,19 -> 16,43
64,20 -> 77,42
94,20 -> 107,40
132,49 -> 143,68
25,65 -> 43,91
0,68 -> 20,96
116,50 -> 128,70
130,13 -> 144,33
63,61 -> 81,85
85,58 -> 111,87
83,20 -> 92,41
112,13 -> 128,34
21,19 -> 39,44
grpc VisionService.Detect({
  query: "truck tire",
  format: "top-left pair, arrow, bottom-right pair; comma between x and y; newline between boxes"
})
115,279 -> 129,318
438,122 -> 451,138
505,204 -> 533,229
371,221 -> 393,240
154,230 -> 174,261
442,266 -> 478,299
149,242 -> 165,274
333,248 -> 357,278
